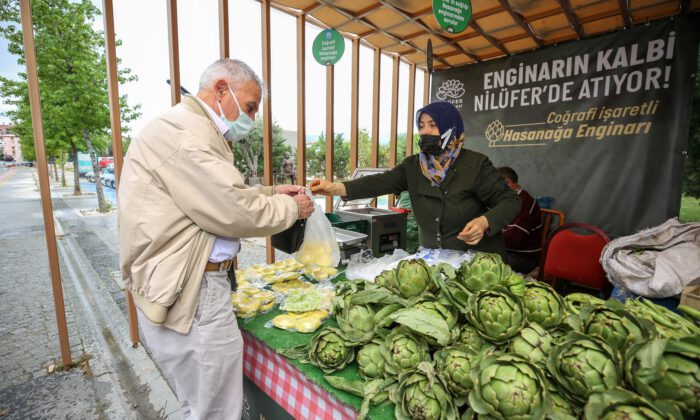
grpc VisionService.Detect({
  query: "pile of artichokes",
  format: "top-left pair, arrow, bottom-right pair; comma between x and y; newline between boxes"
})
280,253 -> 700,420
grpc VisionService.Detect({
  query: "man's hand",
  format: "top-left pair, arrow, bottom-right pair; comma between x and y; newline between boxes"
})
293,193 -> 314,219
457,216 -> 490,245
309,179 -> 346,196
275,184 -> 304,196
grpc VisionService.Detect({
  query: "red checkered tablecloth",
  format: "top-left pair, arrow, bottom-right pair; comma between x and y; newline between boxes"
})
242,331 -> 358,420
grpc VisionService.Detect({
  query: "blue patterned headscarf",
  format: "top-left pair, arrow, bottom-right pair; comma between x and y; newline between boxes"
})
416,101 -> 465,186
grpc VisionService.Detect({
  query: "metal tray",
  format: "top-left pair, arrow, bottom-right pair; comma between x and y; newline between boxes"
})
334,227 -> 368,247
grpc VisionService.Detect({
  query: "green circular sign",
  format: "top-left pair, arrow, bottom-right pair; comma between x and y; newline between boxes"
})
433,0 -> 472,34
312,29 -> 345,66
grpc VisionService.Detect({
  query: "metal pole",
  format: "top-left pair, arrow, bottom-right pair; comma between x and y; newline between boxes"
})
19,0 -> 72,367
350,38 -> 359,173
388,55 -> 400,206
406,63 -> 416,157
261,0 -> 275,264
325,65 -> 334,213
371,49 -> 380,169
167,0 -> 181,105
218,0 -> 229,59
102,0 -> 139,347
296,14 -> 306,187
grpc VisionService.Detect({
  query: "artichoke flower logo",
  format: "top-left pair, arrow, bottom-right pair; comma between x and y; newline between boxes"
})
485,120 -> 505,147
436,79 -> 466,100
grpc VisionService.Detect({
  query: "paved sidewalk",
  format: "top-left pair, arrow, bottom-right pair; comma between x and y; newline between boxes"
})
0,168 -> 177,419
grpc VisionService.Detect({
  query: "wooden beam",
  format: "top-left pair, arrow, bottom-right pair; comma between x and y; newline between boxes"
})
376,0 -> 480,62
261,0 -> 274,263
166,0 -> 181,105
618,0 -> 633,27
371,48 -> 381,168
19,0 -> 72,366
302,2 -> 323,14
219,0 -> 229,58
406,63 -> 416,157
553,0 -> 583,38
468,20 -> 510,55
296,14 -> 306,187
523,6 -> 565,23
388,55 -> 400,205
579,9 -> 621,24
103,0 -> 139,347
350,38 -> 360,173
472,5 -> 505,20
325,65 -> 334,213
497,0 -> 544,46
336,2 -> 383,30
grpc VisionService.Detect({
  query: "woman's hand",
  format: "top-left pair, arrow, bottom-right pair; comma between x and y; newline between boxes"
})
309,179 -> 346,196
457,216 -> 490,245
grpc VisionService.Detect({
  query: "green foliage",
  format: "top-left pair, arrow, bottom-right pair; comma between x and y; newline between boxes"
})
232,116 -> 291,179
0,0 -> 140,175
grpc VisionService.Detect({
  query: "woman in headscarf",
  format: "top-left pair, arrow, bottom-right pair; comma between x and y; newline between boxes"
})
310,101 -> 520,256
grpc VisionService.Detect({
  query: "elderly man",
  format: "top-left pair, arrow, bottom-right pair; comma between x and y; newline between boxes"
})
119,58 -> 314,419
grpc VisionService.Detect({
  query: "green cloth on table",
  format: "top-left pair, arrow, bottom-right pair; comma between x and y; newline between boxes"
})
238,273 -> 395,420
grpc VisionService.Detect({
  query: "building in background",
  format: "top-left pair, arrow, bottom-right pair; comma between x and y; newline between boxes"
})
0,124 -> 22,162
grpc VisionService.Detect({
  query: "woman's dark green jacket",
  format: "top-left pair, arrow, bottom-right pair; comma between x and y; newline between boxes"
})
343,149 -> 520,257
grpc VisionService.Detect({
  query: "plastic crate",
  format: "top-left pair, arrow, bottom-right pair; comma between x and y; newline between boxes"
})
325,213 -> 368,234
680,284 -> 700,310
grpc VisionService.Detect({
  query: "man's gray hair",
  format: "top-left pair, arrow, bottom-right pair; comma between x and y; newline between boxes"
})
198,59 -> 266,95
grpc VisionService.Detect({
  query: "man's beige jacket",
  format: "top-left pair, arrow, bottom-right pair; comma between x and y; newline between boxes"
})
119,95 -> 298,333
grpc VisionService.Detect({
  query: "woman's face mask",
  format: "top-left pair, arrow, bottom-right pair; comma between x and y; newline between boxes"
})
216,86 -> 255,143
419,128 -> 453,156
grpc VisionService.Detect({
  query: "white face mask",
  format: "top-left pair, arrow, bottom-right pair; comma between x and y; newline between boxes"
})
216,86 -> 255,142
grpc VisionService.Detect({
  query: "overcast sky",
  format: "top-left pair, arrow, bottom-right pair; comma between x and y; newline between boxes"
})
0,0 -> 426,143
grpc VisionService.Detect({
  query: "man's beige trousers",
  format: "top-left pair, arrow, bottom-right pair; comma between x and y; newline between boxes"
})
138,271 -> 243,420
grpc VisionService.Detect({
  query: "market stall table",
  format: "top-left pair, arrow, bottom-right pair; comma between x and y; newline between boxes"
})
238,272 -> 395,420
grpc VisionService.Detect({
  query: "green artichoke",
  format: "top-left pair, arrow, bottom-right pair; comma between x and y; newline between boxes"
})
584,387 -> 683,420
564,292 -> 604,315
469,353 -> 551,419
547,331 -> 621,404
357,338 -> 385,380
309,327 -> 355,374
434,345 -> 476,404
626,298 -> 700,339
544,374 -> 578,419
579,299 -> 651,352
392,361 -> 457,420
382,326 -> 431,375
390,296 -> 459,347
466,286 -> 526,344
507,322 -> 552,365
375,269 -> 398,290
336,302 -> 377,344
456,323 -> 486,353
437,278 -> 471,314
625,335 -> 700,417
458,252 -> 512,293
501,271 -> 526,297
523,281 -> 565,329
389,259 -> 433,299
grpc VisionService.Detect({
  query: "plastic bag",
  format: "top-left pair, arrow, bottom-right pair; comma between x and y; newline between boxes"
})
295,188 -> 340,268
344,248 -> 410,281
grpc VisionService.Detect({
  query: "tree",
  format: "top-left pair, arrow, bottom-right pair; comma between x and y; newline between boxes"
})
232,116 -> 291,182
0,0 -> 140,211
306,131 -> 350,180
683,53 -> 700,199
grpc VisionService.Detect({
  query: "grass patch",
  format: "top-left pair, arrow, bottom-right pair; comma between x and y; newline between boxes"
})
680,195 -> 700,223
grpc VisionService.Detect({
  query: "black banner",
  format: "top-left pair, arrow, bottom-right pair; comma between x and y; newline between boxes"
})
432,16 -> 699,238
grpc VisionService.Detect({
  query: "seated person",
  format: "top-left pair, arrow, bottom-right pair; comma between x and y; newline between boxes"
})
497,166 -> 543,274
